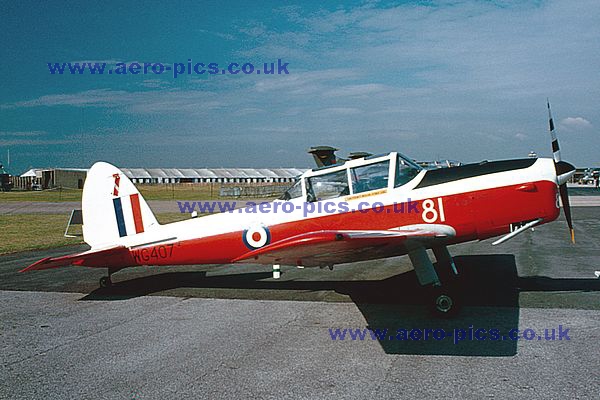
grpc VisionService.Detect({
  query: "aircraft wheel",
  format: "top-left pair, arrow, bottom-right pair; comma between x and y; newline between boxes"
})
99,276 -> 112,288
430,287 -> 460,318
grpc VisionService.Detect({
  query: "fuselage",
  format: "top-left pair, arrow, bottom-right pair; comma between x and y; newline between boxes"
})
102,154 -> 560,268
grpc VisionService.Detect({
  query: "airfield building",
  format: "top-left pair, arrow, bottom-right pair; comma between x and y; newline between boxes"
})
13,167 -> 307,190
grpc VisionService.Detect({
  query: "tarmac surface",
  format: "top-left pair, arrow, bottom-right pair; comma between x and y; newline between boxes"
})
1,207 -> 600,398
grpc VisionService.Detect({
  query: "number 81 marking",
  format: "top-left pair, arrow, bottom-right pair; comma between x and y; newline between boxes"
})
422,197 -> 446,223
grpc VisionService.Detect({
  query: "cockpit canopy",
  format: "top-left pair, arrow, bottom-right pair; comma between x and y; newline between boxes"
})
280,152 -> 421,201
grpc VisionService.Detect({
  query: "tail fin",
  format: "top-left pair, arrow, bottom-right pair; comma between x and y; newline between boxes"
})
82,162 -> 159,249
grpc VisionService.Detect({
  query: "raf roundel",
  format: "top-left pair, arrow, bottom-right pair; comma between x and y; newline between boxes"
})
242,225 -> 271,250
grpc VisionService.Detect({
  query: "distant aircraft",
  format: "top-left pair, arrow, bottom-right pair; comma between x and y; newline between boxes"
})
21,103 -> 576,316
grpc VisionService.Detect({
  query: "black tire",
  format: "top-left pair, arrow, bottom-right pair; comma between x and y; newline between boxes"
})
429,287 -> 460,318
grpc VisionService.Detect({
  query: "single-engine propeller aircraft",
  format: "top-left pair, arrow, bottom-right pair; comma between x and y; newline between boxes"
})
21,103 -> 576,315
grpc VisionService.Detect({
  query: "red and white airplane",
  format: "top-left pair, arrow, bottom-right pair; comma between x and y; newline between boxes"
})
21,104 -> 576,315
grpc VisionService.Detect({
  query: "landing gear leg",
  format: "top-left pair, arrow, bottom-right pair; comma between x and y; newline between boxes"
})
433,246 -> 459,282
409,246 -> 460,317
432,246 -> 461,317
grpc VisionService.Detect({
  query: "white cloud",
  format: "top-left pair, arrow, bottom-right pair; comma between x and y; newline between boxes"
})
252,69 -> 358,93
251,126 -> 306,134
560,117 -> 592,131
5,89 -> 132,108
139,79 -> 171,89
0,131 -> 46,137
0,138 -> 73,146
324,84 -> 388,98
197,29 -> 236,41
233,107 -> 265,116
237,22 -> 268,38
314,107 -> 361,116
2,88 -> 228,114
0,130 -> 74,146
515,133 -> 527,141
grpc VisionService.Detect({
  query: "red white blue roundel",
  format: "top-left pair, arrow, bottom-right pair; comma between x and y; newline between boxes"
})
242,225 -> 271,249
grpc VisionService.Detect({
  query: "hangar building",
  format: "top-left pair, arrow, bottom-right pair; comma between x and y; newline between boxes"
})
13,167 -> 306,190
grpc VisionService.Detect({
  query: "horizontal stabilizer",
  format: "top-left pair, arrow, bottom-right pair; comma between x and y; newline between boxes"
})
20,246 -> 134,272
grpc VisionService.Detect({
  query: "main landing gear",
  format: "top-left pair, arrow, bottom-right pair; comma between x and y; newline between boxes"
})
408,245 -> 461,317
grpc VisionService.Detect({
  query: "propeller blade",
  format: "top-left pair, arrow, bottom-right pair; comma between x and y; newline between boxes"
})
547,100 -> 562,163
548,100 -> 575,243
559,184 -> 575,243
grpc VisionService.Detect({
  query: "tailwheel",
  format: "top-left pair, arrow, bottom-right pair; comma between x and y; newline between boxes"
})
99,276 -> 112,288
430,286 -> 460,317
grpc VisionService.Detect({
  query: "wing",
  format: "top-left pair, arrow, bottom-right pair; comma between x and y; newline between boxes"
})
233,224 -> 455,267
20,246 -> 135,272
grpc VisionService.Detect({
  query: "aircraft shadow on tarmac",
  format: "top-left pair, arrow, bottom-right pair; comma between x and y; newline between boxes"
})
81,254 -> 600,357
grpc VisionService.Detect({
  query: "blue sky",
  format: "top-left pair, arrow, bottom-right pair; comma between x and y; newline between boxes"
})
1,0 -> 599,173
